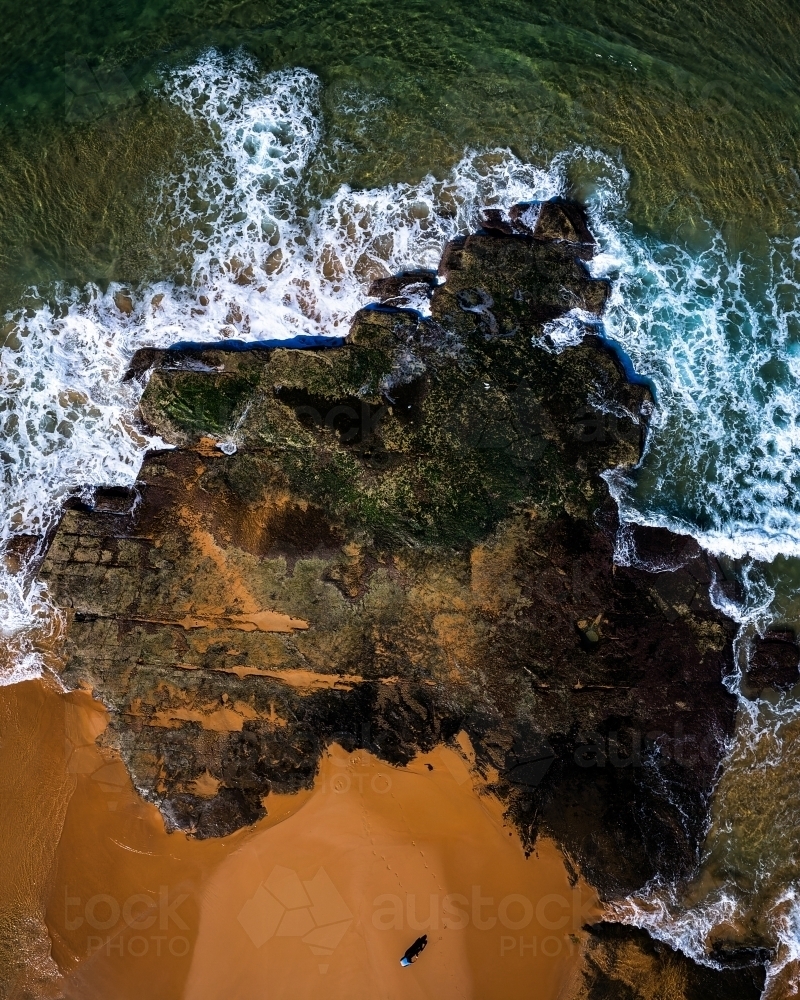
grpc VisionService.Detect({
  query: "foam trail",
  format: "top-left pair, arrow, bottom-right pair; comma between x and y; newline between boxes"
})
766,888 -> 800,996
608,887 -> 739,970
610,670 -> 800,990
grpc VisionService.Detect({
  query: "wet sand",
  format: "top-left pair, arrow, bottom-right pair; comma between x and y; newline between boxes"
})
0,680 -> 602,999
0,678 -> 74,998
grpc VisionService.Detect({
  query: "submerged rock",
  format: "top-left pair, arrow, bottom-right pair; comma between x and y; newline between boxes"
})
38,202 -> 741,934
746,629 -> 799,695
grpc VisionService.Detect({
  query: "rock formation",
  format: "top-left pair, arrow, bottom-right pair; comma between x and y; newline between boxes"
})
38,200 -> 756,992
746,629 -> 799,695
577,923 -> 766,999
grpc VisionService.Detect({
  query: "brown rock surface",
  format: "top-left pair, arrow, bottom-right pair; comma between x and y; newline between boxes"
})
746,629 -> 799,694
38,201 -> 741,918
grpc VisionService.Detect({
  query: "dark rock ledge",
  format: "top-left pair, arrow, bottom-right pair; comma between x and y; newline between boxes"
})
37,199 -> 762,997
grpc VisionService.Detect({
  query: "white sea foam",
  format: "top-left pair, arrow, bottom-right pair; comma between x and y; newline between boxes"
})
608,884 -> 739,969
154,49 -> 563,342
539,309 -> 596,351
585,192 -> 800,564
765,887 -> 800,996
511,147 -> 800,567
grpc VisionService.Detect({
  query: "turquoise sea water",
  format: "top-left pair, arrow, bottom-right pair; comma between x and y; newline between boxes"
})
2,0 -> 800,993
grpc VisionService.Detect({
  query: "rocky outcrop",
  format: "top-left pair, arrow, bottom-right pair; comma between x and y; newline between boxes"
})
39,201 -> 739,909
577,923 -> 766,1000
746,629 -> 799,695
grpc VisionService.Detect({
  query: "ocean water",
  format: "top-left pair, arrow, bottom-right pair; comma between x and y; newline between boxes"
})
2,2 -> 800,993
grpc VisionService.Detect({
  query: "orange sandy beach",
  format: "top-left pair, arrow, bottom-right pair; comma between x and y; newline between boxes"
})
0,680 -> 601,999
